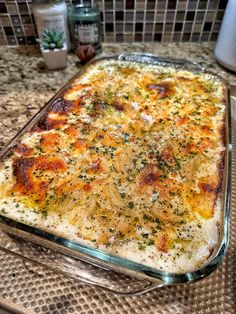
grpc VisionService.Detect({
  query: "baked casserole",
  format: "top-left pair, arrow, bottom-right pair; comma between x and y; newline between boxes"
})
0,58 -> 226,273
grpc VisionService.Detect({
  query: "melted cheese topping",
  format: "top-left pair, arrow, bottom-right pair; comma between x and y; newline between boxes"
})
0,60 -> 225,273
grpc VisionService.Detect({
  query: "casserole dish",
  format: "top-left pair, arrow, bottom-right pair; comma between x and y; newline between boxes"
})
0,54 -> 231,295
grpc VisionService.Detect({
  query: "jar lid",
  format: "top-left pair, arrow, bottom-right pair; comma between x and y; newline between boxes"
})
68,2 -> 100,17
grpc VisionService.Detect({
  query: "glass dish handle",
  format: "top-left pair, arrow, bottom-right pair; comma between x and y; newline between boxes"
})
0,231 -> 164,296
117,53 -> 204,71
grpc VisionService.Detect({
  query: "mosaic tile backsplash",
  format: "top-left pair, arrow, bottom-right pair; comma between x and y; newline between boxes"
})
0,0 -> 228,46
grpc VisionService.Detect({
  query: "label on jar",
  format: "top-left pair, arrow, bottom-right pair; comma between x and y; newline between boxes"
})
75,23 -> 98,44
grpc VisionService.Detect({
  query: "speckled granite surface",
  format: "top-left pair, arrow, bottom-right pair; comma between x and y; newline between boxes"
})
0,43 -> 236,314
0,42 -> 236,149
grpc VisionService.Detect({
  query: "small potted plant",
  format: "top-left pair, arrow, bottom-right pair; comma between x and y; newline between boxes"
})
37,29 -> 67,70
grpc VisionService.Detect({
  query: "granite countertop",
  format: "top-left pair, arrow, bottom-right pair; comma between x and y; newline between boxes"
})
0,43 -> 236,314
0,42 -> 236,149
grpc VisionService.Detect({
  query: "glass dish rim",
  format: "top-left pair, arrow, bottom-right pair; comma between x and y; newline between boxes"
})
0,53 -> 231,286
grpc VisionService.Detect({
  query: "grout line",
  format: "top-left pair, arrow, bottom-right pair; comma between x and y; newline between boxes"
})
15,0 -> 27,45
191,0 -> 210,42
182,3 -> 188,42
171,1 -> 178,42
101,0 -> 106,42
130,0 -> 135,43
162,0 -> 169,42
1,23 -> 7,45
198,0 -> 210,42
190,0 -> 201,42
112,0 -> 115,43
208,0 -> 220,41
142,0 -> 147,43
178,0 -> 184,42
151,0 -> 158,42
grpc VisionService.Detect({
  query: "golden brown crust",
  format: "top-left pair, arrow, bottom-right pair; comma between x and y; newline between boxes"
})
1,60 -> 226,259
147,82 -> 175,99
13,156 -> 66,202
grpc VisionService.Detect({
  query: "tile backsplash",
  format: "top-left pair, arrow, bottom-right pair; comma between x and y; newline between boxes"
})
0,0 -> 227,46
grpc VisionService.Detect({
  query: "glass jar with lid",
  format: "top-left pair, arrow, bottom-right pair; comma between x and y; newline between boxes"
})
68,1 -> 102,53
32,0 -> 70,49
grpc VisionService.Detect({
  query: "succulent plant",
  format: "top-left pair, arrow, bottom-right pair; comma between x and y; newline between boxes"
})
37,29 -> 64,50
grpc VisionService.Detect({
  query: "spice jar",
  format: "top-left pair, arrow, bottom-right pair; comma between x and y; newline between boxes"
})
32,0 -> 70,49
68,1 -> 102,53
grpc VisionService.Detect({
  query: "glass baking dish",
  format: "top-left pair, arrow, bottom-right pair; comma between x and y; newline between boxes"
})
0,54 -> 231,295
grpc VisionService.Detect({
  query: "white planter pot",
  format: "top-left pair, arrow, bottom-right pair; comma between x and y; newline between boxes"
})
41,45 -> 67,70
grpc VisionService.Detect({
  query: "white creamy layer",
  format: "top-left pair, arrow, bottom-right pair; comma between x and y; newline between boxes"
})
0,174 -> 221,274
